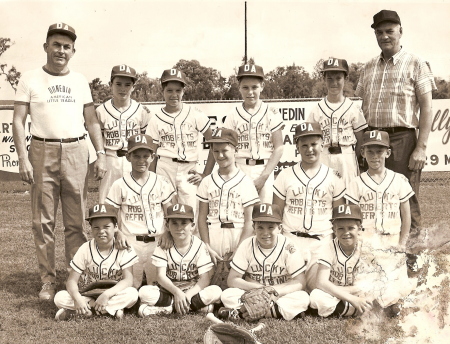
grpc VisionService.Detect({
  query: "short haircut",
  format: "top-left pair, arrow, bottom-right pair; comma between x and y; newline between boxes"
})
161,80 -> 185,91
89,216 -> 118,227
46,32 -> 75,45
238,75 -> 264,84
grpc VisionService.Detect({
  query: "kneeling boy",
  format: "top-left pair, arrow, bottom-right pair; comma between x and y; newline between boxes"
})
219,203 -> 310,321
138,203 -> 221,316
54,204 -> 139,320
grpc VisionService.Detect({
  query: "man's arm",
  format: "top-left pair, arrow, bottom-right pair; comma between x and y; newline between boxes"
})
409,91 -> 433,171
12,103 -> 34,184
84,104 -> 106,180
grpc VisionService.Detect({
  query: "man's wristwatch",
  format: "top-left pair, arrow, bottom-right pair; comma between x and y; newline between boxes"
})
96,150 -> 106,155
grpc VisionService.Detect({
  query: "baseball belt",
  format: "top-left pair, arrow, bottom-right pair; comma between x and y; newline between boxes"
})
221,223 -> 234,228
135,235 -> 156,243
116,149 -> 128,157
367,126 -> 415,134
245,159 -> 265,166
32,134 -> 86,143
158,155 -> 192,164
290,231 -> 321,241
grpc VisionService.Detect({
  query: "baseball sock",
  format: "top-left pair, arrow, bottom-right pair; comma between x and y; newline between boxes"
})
331,300 -> 356,317
190,293 -> 207,311
155,290 -> 173,307
267,302 -> 282,319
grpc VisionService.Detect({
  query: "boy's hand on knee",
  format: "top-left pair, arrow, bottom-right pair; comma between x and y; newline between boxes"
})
173,289 -> 190,315
74,297 -> 91,315
350,296 -> 372,316
94,292 -> 112,313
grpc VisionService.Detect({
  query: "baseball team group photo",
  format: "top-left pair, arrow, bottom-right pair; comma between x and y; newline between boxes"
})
1,1 -> 450,343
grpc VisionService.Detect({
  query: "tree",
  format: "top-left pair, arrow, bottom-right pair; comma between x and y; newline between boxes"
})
265,64 -> 313,99
0,38 -> 21,92
433,77 -> 450,99
132,72 -> 162,102
89,78 -> 110,103
173,59 -> 226,100
347,62 -> 364,91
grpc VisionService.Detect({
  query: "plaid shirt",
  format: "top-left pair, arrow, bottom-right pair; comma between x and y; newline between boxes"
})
356,49 -> 436,128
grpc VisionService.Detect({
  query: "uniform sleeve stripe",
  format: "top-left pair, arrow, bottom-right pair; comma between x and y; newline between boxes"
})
70,261 -> 83,274
273,186 -> 286,200
270,122 -> 284,132
318,259 -> 332,268
83,102 -> 94,108
400,190 -> 415,202
333,188 -> 346,200
120,255 -> 138,269
242,197 -> 260,207
344,194 -> 359,204
354,123 -> 368,132
290,261 -> 308,278
199,119 -> 211,134
230,261 -> 246,275
197,194 -> 208,202
152,254 -> 167,263
162,190 -> 176,204
106,198 -> 120,208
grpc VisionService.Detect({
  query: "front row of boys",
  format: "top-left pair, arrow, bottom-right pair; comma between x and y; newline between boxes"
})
54,121 -> 413,320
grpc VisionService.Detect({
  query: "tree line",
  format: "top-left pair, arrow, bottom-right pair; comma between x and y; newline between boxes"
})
1,38 -> 449,101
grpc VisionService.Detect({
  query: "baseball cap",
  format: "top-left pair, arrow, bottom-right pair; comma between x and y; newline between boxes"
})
371,10 -> 401,29
110,65 -> 138,82
361,130 -> 390,147
127,134 -> 157,153
204,128 -> 238,147
293,122 -> 323,141
237,64 -> 265,81
252,203 -> 282,223
322,58 -> 349,75
86,204 -> 117,222
166,203 -> 194,219
161,68 -> 187,85
332,204 -> 362,221
47,22 -> 77,41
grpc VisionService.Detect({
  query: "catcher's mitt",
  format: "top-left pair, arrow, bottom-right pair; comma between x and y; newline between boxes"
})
204,323 -> 260,344
210,252 -> 233,291
79,280 -> 118,298
240,287 -> 278,321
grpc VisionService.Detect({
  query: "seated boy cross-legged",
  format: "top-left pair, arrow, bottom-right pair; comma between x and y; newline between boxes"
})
219,203 -> 310,321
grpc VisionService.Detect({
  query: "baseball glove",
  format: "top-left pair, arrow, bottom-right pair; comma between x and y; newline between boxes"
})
204,323 -> 260,344
240,287 -> 278,321
79,280 -> 118,298
210,252 -> 233,291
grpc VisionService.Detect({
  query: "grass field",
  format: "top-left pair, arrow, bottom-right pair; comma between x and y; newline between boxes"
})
0,177 -> 449,344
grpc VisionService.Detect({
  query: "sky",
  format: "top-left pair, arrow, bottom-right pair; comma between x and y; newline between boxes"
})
1,0 -> 450,100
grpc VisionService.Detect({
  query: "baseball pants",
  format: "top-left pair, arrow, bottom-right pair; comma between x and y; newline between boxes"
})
221,288 -> 310,321
236,160 -> 273,203
139,284 -> 222,309
54,287 -> 138,315
283,232 -> 333,292
29,139 -> 89,284
309,289 -> 356,317
208,223 -> 244,258
126,235 -> 158,288
98,151 -> 131,203
321,145 -> 359,189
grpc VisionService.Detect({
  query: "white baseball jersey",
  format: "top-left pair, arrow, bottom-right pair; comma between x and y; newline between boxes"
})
274,163 -> 346,235
152,236 -> 214,283
96,99 -> 151,150
106,172 -> 175,236
231,234 -> 306,286
148,104 -> 211,161
346,169 -> 414,235
306,98 -> 367,147
197,169 -> 260,225
224,102 -> 284,159
15,67 -> 93,138
70,239 -> 138,289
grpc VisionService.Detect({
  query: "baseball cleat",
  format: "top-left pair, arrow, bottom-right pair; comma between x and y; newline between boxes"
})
217,307 -> 241,321
384,303 -> 401,318
55,308 -> 76,321
39,282 -> 56,301
138,304 -> 173,317
115,309 -> 124,320
198,304 -> 214,314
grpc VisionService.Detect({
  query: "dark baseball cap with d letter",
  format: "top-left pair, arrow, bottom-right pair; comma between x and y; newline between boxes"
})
252,203 -> 282,223
111,65 -> 138,82
361,130 -> 390,147
322,58 -> 349,75
47,22 -> 77,41
237,64 -> 265,81
86,204 -> 118,222
127,134 -> 158,153
166,203 -> 195,219
293,122 -> 323,142
204,128 -> 239,147
332,204 -> 362,221
161,68 -> 187,85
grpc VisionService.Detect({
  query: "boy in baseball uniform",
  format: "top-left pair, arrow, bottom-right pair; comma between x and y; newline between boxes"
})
273,122 -> 346,290
148,68 -> 215,215
197,128 -> 260,264
309,204 -> 377,317
54,204 -> 139,320
306,58 -> 367,188
96,65 -> 151,202
138,203 -> 221,316
346,130 -> 415,314
224,64 -> 284,203
219,203 -> 310,321
106,134 -> 175,288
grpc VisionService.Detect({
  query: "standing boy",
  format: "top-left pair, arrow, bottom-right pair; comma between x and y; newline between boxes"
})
307,58 -> 367,187
148,68 -> 215,215
96,64 -> 151,203
138,203 -> 221,316
273,122 -> 346,290
309,204 -> 377,317
106,134 -> 175,288
54,204 -> 138,320
224,64 -> 284,203
197,128 -> 260,264
346,130 -> 416,312
219,203 -> 310,321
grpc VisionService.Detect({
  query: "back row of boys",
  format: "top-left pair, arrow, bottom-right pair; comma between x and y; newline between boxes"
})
53,59 -> 415,320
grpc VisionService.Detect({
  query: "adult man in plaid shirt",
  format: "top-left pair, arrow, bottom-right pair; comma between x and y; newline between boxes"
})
356,10 -> 436,272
